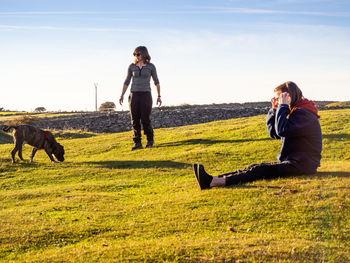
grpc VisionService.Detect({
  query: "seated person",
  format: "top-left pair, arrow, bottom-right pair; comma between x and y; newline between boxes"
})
193,81 -> 322,190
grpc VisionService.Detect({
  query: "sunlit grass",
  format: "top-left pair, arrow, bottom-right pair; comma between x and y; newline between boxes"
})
326,101 -> 350,108
0,112 -> 80,122
0,109 -> 349,262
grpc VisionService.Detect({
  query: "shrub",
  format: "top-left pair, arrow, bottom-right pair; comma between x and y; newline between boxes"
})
35,107 -> 46,112
99,102 -> 116,112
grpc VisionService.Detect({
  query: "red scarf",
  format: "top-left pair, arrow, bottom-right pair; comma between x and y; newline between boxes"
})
289,98 -> 320,119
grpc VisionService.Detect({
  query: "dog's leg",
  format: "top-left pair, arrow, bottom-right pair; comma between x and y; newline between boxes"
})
18,144 -> 24,161
11,146 -> 18,163
44,149 -> 58,163
30,148 -> 38,163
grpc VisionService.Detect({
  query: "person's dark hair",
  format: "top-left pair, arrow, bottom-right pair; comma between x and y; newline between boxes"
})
133,46 -> 151,64
274,81 -> 303,109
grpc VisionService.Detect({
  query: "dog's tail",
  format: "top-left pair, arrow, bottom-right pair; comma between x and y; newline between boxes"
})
2,125 -> 19,132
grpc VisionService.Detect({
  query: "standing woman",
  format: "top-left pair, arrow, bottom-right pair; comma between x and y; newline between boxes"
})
119,46 -> 162,150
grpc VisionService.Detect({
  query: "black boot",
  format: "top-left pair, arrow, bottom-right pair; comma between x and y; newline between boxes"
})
131,142 -> 143,151
193,164 -> 213,190
145,140 -> 154,148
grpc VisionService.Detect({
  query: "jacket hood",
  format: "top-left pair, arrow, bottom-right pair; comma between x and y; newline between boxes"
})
290,98 -> 320,119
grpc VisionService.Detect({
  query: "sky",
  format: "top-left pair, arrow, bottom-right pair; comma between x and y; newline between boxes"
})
1,0 -> 350,111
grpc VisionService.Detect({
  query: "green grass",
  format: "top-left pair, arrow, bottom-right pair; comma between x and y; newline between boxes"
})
0,112 -> 79,122
0,109 -> 349,262
326,101 -> 350,108
0,112 -> 28,116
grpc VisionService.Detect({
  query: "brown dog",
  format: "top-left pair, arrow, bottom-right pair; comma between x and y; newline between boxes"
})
2,125 -> 65,163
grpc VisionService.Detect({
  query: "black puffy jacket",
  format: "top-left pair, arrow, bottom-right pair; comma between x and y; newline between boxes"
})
266,104 -> 322,174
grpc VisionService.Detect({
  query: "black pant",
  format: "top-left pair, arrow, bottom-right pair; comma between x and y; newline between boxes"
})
128,92 -> 153,143
223,161 -> 301,186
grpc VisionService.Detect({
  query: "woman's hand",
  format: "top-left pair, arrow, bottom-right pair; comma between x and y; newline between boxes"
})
119,85 -> 128,105
156,96 -> 162,106
271,97 -> 279,109
279,92 -> 291,105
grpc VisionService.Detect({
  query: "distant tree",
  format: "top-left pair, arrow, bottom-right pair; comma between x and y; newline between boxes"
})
35,107 -> 46,112
99,101 -> 116,112
0,107 -> 3,112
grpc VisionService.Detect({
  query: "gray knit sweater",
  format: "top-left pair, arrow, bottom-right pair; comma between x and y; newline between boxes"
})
123,63 -> 159,92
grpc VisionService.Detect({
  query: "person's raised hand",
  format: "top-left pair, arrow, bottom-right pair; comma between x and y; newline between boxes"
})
271,97 -> 279,109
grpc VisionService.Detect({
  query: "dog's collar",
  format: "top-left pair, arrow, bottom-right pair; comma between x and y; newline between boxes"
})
40,131 -> 49,149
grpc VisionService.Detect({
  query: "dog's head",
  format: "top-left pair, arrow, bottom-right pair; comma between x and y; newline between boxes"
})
53,143 -> 65,162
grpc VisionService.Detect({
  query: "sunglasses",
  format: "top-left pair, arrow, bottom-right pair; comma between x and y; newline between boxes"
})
133,53 -> 141,57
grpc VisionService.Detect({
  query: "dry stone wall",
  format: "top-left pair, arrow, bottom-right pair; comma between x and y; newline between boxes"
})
1,101 -> 337,133
32,103 -> 273,133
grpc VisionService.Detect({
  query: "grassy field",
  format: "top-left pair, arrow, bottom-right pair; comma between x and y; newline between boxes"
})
0,112 -> 79,123
0,109 -> 349,262
326,101 -> 350,108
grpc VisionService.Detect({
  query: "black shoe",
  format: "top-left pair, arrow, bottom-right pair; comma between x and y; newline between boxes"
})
193,164 -> 213,190
145,140 -> 154,148
131,142 -> 143,151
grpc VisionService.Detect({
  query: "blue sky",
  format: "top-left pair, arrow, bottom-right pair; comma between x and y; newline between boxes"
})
1,0 -> 350,111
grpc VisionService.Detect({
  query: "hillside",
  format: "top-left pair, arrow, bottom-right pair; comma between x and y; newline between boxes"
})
0,109 -> 349,262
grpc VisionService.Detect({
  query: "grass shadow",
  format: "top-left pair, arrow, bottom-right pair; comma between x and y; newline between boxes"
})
0,159 -> 42,168
0,158 -> 43,176
322,133 -> 349,141
156,138 -> 270,148
0,157 -> 12,163
79,160 -> 190,169
0,132 -> 13,144
313,171 -> 350,178
53,131 -> 97,140
223,171 -> 350,190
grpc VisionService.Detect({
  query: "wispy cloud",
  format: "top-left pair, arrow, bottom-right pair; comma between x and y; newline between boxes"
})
0,24 -> 140,32
1,8 -> 348,17
181,6 -> 350,17
0,11 -> 130,15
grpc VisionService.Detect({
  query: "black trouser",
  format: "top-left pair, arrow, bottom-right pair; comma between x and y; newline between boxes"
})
222,161 -> 301,186
128,92 -> 153,143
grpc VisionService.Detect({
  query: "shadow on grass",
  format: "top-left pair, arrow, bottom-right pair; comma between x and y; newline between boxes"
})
0,158 -> 43,177
223,171 -> 350,190
314,171 -> 350,178
53,131 -> 97,140
0,132 -> 13,144
323,133 -> 349,141
156,138 -> 270,147
0,158 -> 42,168
80,160 -> 190,169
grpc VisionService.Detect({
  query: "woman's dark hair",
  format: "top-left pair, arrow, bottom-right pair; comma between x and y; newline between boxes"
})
274,81 -> 303,109
133,46 -> 151,64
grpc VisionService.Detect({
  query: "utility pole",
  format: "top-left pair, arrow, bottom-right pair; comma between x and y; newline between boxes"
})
94,83 -> 98,111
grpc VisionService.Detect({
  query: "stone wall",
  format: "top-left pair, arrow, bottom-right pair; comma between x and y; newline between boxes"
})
0,101 -> 340,133
36,105 -> 271,133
